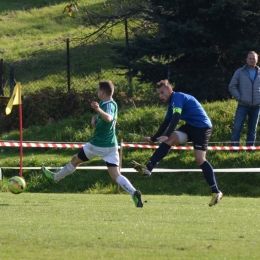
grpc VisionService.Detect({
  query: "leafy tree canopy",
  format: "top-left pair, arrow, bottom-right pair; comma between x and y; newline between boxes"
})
81,0 -> 260,101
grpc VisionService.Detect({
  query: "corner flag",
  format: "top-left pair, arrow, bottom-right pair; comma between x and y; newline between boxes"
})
5,82 -> 22,115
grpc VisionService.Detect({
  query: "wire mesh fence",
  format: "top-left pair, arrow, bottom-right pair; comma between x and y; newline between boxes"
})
0,39 -> 137,97
0,38 -> 232,101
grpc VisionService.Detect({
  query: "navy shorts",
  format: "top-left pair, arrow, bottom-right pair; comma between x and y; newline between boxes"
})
177,124 -> 212,151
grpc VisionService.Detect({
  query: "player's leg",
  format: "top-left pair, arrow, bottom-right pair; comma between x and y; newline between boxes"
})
147,131 -> 181,170
41,143 -> 93,183
107,165 -> 136,195
192,126 -> 223,206
132,130 -> 187,176
107,165 -> 143,207
194,149 -> 219,192
104,147 -> 135,193
195,150 -> 223,206
42,151 -> 86,183
54,153 -> 84,181
104,147 -> 143,207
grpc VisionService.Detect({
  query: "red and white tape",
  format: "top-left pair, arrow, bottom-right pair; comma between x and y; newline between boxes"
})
0,141 -> 260,150
0,141 -> 84,149
121,143 -> 260,151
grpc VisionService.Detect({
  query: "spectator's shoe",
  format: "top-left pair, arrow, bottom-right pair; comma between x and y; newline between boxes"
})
209,191 -> 223,207
132,190 -> 143,208
131,160 -> 151,177
41,166 -> 58,184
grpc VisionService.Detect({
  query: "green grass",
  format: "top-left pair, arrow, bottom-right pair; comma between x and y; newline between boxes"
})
1,193 -> 260,260
2,100 -> 260,196
0,0 -> 131,66
0,0 -> 135,96
2,3 -> 259,258
0,0 -> 106,60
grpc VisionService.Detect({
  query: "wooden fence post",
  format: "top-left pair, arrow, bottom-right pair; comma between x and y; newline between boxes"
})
0,59 -> 4,96
117,139 -> 124,193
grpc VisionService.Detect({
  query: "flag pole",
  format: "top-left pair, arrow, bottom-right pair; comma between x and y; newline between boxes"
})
18,84 -> 23,177
19,104 -> 23,177
5,82 -> 23,177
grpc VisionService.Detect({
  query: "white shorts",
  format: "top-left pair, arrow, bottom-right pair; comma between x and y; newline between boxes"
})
174,131 -> 188,144
83,143 -> 119,166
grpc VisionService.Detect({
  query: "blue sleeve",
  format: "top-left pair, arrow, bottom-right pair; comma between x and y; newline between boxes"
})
165,93 -> 184,119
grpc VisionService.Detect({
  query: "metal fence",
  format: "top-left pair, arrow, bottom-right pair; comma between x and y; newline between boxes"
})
0,38 -> 134,97
0,38 -> 232,101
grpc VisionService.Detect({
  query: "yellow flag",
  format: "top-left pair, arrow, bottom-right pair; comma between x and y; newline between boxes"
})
5,82 -> 22,115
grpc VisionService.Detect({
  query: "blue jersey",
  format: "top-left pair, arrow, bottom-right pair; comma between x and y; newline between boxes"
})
165,92 -> 212,128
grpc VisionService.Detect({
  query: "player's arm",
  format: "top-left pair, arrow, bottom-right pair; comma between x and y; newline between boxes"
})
91,101 -> 112,123
97,109 -> 112,123
149,118 -> 171,142
96,108 -> 112,123
164,111 -> 181,137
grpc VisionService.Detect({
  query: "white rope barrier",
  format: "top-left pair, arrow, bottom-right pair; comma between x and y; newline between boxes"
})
1,166 -> 260,173
1,141 -> 259,175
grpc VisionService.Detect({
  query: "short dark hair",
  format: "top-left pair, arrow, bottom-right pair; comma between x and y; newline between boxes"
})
247,51 -> 258,59
99,80 -> 114,96
156,79 -> 172,89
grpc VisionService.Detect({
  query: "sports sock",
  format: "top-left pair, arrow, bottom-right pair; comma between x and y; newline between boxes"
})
54,162 -> 76,181
116,175 -> 136,195
146,142 -> 171,171
200,161 -> 219,193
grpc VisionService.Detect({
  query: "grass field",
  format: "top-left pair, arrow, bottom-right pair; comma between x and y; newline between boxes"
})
1,193 -> 260,260
1,2 -> 260,258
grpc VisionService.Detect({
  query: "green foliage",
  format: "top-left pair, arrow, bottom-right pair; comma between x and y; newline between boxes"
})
0,0 -> 137,97
117,105 -> 165,141
203,100 -> 236,142
3,0 -> 260,105
1,71 -> 160,131
111,0 -> 260,101
1,1 -> 260,198
0,87 -> 96,133
2,99 -> 260,197
0,85 -> 156,135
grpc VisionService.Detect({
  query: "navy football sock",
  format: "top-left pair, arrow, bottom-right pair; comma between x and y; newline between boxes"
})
200,161 -> 219,193
146,142 -> 171,171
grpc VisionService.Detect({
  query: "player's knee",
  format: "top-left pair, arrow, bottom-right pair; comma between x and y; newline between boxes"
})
106,162 -> 118,167
195,156 -> 206,166
71,154 -> 83,167
167,133 -> 180,145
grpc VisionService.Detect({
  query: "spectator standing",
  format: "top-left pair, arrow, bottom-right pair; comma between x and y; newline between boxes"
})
229,51 -> 260,148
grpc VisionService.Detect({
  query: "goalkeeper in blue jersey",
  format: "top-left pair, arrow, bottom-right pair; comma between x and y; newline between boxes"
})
132,79 -> 222,207
42,80 -> 143,207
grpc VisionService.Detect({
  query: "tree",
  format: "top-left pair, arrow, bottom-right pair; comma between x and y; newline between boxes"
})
79,0 -> 144,44
113,0 -> 260,101
78,0 -> 146,96
78,0 -> 260,101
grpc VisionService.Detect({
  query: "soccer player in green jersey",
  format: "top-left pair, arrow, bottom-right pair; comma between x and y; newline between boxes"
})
42,80 -> 143,207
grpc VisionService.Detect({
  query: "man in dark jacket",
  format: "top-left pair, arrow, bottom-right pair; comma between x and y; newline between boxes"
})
229,51 -> 260,148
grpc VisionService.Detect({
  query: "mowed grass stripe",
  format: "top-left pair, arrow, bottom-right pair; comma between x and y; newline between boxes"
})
1,193 -> 260,259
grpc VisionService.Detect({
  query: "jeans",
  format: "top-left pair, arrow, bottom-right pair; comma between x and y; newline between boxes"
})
231,104 -> 260,146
